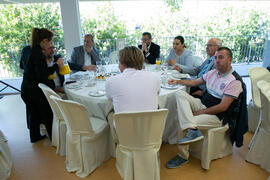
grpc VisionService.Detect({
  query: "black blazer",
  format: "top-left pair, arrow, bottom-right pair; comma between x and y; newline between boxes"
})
138,42 -> 160,64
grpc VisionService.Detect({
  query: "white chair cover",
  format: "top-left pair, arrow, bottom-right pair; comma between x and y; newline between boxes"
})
248,67 -> 270,132
114,109 -> 168,180
0,130 -> 12,180
246,80 -> 270,173
109,50 -> 119,64
51,96 -> 113,178
188,125 -> 232,170
192,55 -> 203,68
38,83 -> 67,156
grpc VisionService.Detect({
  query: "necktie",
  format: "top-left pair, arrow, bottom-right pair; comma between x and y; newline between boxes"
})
198,57 -> 214,78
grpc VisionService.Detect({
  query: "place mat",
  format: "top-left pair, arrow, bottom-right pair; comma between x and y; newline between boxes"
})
88,90 -> 106,97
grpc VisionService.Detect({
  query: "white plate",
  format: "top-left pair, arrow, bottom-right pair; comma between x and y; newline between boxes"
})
88,90 -> 106,97
172,72 -> 189,79
70,74 -> 83,80
161,84 -> 180,90
66,82 -> 83,89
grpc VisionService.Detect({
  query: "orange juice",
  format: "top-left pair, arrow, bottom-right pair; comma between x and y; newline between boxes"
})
48,72 -> 56,80
156,60 -> 161,65
59,64 -> 70,75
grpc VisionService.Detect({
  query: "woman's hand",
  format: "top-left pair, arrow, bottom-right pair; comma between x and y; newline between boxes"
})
167,59 -> 176,66
174,65 -> 182,72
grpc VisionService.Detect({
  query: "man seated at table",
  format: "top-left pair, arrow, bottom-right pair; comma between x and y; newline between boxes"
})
105,46 -> 160,141
68,34 -> 100,73
138,32 -> 160,64
166,47 -> 245,168
174,38 -> 222,98
45,44 -> 66,95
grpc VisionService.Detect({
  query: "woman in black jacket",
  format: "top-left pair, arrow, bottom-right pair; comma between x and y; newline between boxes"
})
21,28 -> 64,143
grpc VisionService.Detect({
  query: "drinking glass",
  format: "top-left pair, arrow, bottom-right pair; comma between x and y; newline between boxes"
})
104,57 -> 110,65
96,61 -> 102,75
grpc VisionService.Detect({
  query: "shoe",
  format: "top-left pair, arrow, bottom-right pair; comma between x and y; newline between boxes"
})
31,135 -> 46,143
177,129 -> 204,144
166,155 -> 188,169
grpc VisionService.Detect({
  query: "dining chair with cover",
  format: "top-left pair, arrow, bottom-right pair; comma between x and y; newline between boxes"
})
187,124 -> 232,170
248,67 -> 270,132
38,83 -> 67,156
192,56 -> 204,68
246,80 -> 270,173
51,96 -> 113,178
0,130 -> 12,180
114,109 -> 168,180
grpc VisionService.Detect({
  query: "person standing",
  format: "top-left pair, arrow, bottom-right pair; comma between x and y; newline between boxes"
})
21,28 -> 64,143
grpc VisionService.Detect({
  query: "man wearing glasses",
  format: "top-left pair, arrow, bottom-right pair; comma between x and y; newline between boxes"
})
174,38 -> 222,98
68,34 -> 100,73
138,32 -> 160,64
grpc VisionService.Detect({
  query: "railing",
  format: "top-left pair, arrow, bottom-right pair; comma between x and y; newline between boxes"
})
0,35 -> 266,79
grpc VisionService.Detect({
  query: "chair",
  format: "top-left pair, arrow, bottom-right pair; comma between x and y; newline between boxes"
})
51,96 -> 113,178
248,67 -> 270,132
192,55 -> 203,68
246,80 -> 270,173
114,109 -> 168,180
38,83 -> 67,156
0,130 -> 12,180
109,50 -> 119,64
188,124 -> 232,170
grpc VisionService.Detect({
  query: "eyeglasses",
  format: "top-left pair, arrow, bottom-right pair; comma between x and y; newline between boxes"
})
206,44 -> 218,47
141,38 -> 150,41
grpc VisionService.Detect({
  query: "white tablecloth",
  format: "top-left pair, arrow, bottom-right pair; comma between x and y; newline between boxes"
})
65,65 -> 188,144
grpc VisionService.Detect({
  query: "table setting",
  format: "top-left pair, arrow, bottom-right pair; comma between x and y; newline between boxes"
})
64,63 -> 189,144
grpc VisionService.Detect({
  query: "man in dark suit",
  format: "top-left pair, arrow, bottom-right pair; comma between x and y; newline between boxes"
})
138,32 -> 160,64
68,34 -> 100,73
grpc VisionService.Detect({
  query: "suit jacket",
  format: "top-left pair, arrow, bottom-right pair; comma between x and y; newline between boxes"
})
68,45 -> 101,72
138,42 -> 160,64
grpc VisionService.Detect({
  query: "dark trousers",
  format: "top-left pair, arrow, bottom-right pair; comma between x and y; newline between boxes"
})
21,88 -> 53,142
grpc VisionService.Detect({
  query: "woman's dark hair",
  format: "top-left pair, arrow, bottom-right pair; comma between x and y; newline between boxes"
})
174,35 -> 186,48
31,28 -> 54,48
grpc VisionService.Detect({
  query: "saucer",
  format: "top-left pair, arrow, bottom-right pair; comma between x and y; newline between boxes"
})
171,72 -> 189,79
88,90 -> 106,97
161,84 -> 180,90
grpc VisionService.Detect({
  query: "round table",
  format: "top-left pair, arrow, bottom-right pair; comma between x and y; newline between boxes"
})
64,65 -> 189,144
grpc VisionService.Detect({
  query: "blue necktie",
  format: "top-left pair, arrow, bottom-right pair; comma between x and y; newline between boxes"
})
198,57 -> 214,78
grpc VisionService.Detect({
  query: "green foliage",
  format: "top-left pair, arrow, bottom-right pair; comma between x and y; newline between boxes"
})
0,3 -> 63,77
81,2 -> 128,58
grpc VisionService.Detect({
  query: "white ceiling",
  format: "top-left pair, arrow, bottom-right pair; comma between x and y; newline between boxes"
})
0,0 -> 156,4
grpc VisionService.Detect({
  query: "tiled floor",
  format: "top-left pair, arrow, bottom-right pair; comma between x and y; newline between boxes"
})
0,95 -> 269,180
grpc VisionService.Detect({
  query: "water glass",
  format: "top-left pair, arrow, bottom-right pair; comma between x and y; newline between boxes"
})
104,57 -> 110,65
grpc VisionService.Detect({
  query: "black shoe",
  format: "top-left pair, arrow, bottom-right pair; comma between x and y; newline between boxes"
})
31,135 -> 46,143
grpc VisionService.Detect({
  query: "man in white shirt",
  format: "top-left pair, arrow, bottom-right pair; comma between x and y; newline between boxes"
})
105,46 -> 160,141
106,46 -> 160,113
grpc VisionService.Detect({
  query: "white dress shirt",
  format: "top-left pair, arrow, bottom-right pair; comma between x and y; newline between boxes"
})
84,50 -> 92,66
105,68 -> 160,114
